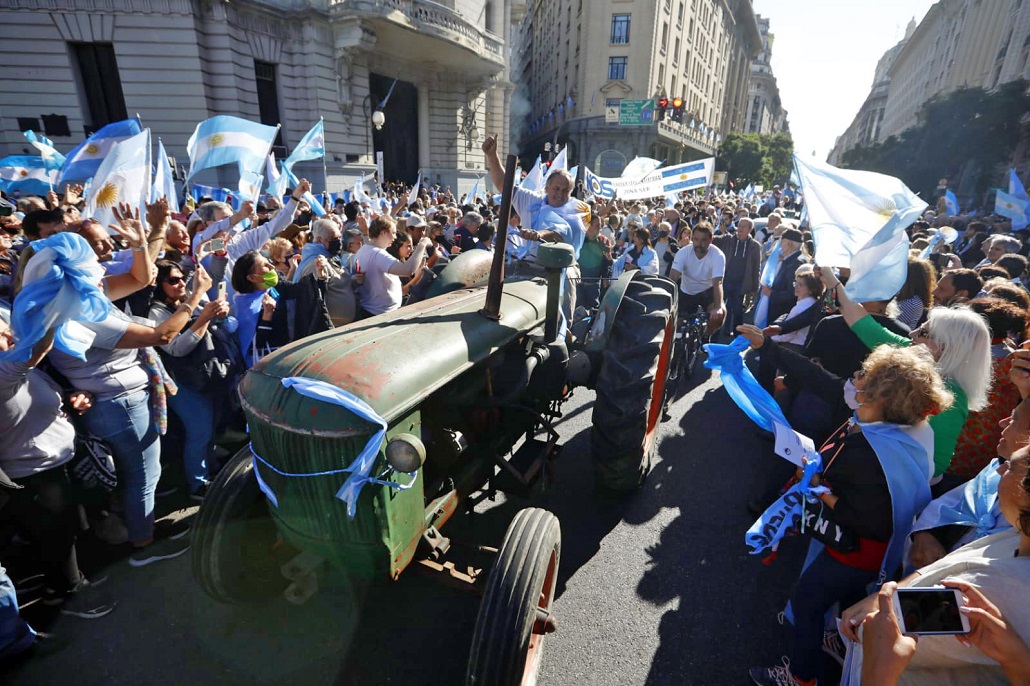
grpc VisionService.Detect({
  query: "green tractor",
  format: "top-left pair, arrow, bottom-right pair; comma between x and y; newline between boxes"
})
191,158 -> 677,685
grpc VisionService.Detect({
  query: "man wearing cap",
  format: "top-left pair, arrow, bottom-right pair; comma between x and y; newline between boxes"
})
764,227 -> 806,324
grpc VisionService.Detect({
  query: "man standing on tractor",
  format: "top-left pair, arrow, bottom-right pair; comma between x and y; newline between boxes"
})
481,135 -> 587,326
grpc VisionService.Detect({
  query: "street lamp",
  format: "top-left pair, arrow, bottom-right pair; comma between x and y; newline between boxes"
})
372,109 -> 385,130
363,93 -> 386,164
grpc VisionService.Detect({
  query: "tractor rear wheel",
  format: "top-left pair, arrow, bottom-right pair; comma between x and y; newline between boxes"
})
192,445 -> 286,603
590,274 -> 675,490
467,508 -> 561,686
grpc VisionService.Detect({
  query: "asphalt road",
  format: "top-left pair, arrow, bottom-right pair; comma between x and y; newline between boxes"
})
4,363 -> 813,686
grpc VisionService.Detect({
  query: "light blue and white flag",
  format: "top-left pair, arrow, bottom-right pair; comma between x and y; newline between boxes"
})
568,165 -> 579,182
620,156 -> 663,181
408,170 -> 421,206
238,169 -> 264,205
58,118 -> 142,183
793,154 -> 926,302
1010,169 -> 1028,200
186,115 -> 278,180
283,120 -> 324,173
265,152 -> 287,198
996,189 -> 1030,230
919,226 -> 958,260
522,156 -> 546,192
545,147 -> 568,180
0,156 -> 59,197
23,131 -> 65,172
468,176 -> 482,203
276,165 -> 325,216
353,174 -> 374,205
84,128 -> 152,230
151,138 -> 179,211
742,183 -> 755,200
944,189 -> 959,216
660,159 -> 715,194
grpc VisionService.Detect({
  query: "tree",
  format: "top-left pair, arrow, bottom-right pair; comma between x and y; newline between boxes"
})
718,131 -> 795,188
840,80 -> 1030,203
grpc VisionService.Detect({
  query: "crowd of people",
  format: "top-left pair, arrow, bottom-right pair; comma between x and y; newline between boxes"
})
0,134 -> 1029,686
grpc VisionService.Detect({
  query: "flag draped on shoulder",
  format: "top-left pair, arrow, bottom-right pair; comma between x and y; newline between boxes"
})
793,154 -> 926,302
186,116 -> 278,180
85,129 -> 152,229
152,138 -> 179,212
59,118 -> 142,183
0,156 -> 59,196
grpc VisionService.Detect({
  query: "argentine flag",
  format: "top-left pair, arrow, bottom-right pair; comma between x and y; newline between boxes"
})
85,129 -> 152,230
284,120 -> 325,172
522,156 -> 545,192
1010,169 -> 1028,200
944,189 -> 959,216
995,190 -> 1030,230
408,170 -> 421,206
620,156 -> 662,181
187,116 -> 278,180
152,138 -> 179,212
660,159 -> 714,193
0,156 -> 59,197
59,118 -> 142,183
794,154 -> 926,302
23,131 -> 65,172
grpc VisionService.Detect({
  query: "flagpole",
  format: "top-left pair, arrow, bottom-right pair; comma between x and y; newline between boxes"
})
259,124 -> 282,204
319,116 -> 329,206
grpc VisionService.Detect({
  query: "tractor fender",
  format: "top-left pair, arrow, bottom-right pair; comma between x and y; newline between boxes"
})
585,271 -> 676,351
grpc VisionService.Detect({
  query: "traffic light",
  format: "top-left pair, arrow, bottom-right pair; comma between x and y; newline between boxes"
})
671,97 -> 684,123
657,97 -> 669,121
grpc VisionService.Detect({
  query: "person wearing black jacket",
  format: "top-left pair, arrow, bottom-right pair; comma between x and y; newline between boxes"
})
765,227 -> 807,323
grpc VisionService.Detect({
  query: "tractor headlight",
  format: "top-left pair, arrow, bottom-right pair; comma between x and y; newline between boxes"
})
385,434 -> 426,472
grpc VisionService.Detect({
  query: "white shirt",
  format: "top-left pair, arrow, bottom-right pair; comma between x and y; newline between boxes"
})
671,244 -> 725,295
354,244 -> 402,315
771,296 -> 816,345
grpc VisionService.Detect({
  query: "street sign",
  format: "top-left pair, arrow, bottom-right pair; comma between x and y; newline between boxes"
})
605,106 -> 619,123
619,99 -> 656,126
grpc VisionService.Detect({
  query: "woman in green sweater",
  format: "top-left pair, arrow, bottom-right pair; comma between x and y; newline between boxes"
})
817,267 -> 992,479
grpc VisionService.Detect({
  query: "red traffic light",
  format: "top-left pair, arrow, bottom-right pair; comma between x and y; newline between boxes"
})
672,97 -> 683,109
658,97 -> 669,109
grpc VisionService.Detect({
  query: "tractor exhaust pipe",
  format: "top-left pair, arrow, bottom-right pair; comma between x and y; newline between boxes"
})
480,154 -> 519,321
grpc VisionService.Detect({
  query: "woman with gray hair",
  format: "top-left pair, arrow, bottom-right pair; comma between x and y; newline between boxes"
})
819,267 -> 993,480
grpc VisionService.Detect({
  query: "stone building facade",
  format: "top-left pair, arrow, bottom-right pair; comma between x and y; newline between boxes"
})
0,0 -> 518,196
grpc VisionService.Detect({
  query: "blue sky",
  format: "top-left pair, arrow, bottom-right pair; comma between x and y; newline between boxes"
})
752,0 -> 936,160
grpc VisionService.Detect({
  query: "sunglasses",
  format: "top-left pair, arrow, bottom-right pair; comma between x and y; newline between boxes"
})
164,276 -> 185,286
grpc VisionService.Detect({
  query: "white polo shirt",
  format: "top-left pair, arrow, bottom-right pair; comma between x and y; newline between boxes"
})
671,244 -> 726,295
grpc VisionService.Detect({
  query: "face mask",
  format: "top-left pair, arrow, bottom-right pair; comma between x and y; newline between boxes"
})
842,379 -> 860,410
261,270 -> 279,289
259,250 -> 270,259
659,231 -> 670,238
327,238 -> 343,255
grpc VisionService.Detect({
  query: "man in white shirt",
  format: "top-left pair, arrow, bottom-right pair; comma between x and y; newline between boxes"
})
669,221 -> 726,338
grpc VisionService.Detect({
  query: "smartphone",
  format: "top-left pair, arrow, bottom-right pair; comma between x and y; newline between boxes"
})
892,587 -> 970,635
210,238 -> 226,252
217,281 -> 227,301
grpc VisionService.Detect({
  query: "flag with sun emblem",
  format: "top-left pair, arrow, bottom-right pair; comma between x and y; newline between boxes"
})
0,155 -> 59,196
793,153 -> 927,302
85,129 -> 152,230
186,115 -> 279,181
23,131 -> 66,172
58,118 -> 142,183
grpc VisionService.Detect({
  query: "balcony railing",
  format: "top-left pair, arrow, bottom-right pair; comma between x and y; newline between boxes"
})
331,0 -> 504,60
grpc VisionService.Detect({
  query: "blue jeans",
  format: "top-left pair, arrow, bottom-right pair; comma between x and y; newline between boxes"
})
0,565 -> 34,662
789,550 -> 877,682
83,389 -> 161,544
167,385 -> 214,494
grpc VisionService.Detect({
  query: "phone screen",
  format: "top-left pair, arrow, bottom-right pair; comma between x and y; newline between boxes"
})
896,589 -> 965,634
211,238 -> 225,252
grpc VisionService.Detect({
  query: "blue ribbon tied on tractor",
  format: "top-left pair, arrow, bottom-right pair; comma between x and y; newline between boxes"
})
249,376 -> 417,517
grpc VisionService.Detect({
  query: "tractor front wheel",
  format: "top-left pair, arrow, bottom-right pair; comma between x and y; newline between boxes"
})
466,508 -> 561,686
192,445 -> 287,603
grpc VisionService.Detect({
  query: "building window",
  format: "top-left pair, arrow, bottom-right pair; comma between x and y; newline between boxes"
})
254,61 -> 285,148
661,22 -> 669,54
677,1 -> 684,26
610,14 -> 630,44
70,43 -> 128,133
608,56 -> 628,80
673,38 -> 680,66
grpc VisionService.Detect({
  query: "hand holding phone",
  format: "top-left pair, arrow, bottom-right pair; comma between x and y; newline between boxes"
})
210,237 -> 226,253
892,587 -> 970,635
217,281 -> 227,302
